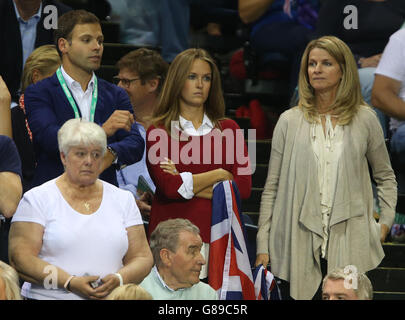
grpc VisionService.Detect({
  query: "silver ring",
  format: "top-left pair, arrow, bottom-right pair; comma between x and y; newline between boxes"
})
173,169 -> 177,173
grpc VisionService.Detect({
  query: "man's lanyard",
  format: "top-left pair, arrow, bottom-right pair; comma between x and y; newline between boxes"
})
56,67 -> 98,122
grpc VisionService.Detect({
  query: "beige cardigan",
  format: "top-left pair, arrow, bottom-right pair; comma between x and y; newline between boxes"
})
256,106 -> 397,300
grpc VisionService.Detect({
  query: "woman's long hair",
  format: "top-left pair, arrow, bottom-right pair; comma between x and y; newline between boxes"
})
298,36 -> 367,125
21,44 -> 61,92
152,48 -> 225,133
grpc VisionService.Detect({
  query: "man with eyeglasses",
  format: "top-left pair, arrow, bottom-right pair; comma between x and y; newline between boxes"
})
114,48 -> 168,217
23,10 -> 145,188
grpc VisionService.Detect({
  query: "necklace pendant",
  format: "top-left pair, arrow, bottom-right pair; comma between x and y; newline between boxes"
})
84,202 -> 90,211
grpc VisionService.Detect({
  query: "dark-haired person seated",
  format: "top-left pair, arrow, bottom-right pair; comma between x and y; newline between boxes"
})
24,9 -> 144,188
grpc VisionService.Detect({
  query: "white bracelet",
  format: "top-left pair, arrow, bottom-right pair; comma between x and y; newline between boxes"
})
114,272 -> 123,286
64,275 -> 75,292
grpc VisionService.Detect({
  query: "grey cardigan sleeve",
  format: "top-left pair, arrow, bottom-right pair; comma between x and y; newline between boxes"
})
365,109 -> 397,228
256,112 -> 287,254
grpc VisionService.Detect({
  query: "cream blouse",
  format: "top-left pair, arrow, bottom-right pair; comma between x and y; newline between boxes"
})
311,115 -> 344,258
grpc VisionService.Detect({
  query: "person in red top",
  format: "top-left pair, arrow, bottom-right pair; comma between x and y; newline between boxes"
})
146,48 -> 252,278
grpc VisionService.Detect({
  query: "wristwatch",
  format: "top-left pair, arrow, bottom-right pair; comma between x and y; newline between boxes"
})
107,146 -> 118,164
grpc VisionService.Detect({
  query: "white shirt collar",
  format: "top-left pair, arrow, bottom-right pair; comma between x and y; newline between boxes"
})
178,113 -> 214,136
153,266 -> 185,292
60,66 -> 95,93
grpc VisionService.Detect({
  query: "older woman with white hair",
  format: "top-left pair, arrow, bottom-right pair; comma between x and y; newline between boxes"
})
9,119 -> 153,300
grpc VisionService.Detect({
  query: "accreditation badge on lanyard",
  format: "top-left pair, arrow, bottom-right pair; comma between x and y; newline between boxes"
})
56,67 -> 98,122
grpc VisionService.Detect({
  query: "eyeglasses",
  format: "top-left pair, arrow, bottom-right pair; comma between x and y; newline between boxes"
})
113,76 -> 141,87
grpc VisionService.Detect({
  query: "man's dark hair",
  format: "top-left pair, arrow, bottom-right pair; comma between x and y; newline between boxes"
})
116,48 -> 169,94
54,10 -> 100,57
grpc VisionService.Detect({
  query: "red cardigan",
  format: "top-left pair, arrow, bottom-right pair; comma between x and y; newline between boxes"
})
146,119 -> 252,242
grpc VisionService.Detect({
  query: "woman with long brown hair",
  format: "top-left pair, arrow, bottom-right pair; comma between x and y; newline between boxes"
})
146,48 -> 252,279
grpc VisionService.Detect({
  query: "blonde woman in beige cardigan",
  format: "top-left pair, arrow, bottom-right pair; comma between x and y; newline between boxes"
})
255,36 -> 397,300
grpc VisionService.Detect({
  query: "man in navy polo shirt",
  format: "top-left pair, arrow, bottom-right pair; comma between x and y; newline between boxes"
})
0,135 -> 22,263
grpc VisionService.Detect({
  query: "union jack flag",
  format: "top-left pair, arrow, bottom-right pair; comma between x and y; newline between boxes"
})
253,264 -> 280,300
209,180 -> 277,300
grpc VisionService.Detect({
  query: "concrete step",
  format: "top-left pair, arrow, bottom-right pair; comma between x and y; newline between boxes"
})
248,139 -> 271,166
245,78 -> 289,96
233,117 -> 250,134
373,291 -> 405,300
243,211 -> 259,226
368,267 -> 405,293
396,194 -> 405,214
101,21 -> 120,43
190,32 -> 242,56
252,164 -> 269,188
381,243 -> 405,268
101,43 -> 160,66
95,65 -> 117,84
242,187 -> 262,213
246,139 -> 271,165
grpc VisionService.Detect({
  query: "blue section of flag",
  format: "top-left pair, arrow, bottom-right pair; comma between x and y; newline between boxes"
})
209,180 -> 279,300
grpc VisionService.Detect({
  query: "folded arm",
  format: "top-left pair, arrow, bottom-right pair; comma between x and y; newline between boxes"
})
153,158 -> 234,200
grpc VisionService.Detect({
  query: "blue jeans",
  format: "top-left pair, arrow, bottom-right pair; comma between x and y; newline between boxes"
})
358,67 -> 389,138
391,125 -> 405,193
160,0 -> 227,62
160,0 -> 191,62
